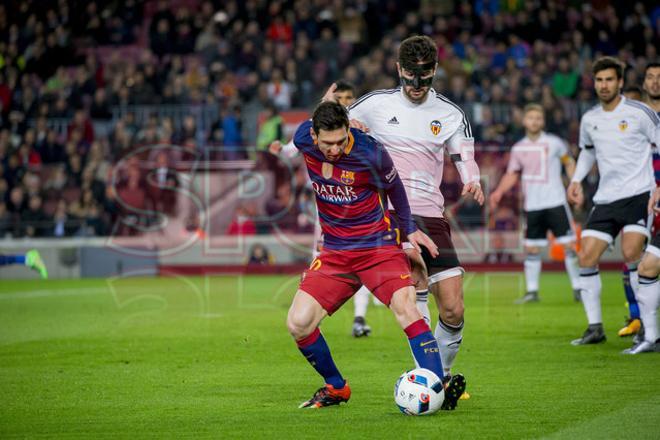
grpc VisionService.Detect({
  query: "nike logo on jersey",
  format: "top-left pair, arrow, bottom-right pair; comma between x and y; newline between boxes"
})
400,274 -> 411,279
388,116 -> 399,125
420,340 -> 435,347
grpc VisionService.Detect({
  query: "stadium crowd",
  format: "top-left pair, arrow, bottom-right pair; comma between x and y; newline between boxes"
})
0,0 -> 659,238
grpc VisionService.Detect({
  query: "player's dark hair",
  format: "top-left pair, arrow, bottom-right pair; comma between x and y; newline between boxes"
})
645,61 -> 660,75
398,35 -> 438,69
592,56 -> 624,79
335,80 -> 355,93
312,101 -> 349,134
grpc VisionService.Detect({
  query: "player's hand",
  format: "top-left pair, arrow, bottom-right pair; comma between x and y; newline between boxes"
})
321,83 -> 338,103
269,140 -> 282,155
567,181 -> 583,207
462,182 -> 484,205
407,229 -> 439,258
489,190 -> 502,212
349,118 -> 369,132
648,186 -> 660,214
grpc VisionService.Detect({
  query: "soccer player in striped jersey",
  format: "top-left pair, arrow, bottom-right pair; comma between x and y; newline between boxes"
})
489,104 -> 580,304
567,57 -> 660,346
0,250 -> 48,278
335,36 -> 484,390
287,101 -> 467,409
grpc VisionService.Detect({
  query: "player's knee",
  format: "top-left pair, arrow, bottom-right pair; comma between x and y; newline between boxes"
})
286,311 -> 313,340
621,246 -> 643,264
525,246 -> 539,255
638,258 -> 660,279
439,302 -> 464,326
578,249 -> 598,268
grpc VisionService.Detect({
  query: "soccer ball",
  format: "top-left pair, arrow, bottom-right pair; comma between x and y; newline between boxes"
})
394,368 -> 445,415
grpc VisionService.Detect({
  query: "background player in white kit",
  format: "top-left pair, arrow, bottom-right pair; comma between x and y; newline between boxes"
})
567,57 -> 660,347
489,104 -> 581,303
342,36 -> 484,389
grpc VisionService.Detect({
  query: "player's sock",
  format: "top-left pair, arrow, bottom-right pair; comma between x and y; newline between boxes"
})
434,317 -> 463,378
416,290 -> 431,326
353,286 -> 370,320
0,255 -> 26,265
622,266 -> 640,320
637,275 -> 660,342
524,253 -> 542,294
564,248 -> 580,291
296,328 -> 345,389
404,319 -> 444,380
579,267 -> 602,325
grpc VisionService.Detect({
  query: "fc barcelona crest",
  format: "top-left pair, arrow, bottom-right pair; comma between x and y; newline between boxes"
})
618,120 -> 628,132
340,170 -> 355,185
430,120 -> 442,135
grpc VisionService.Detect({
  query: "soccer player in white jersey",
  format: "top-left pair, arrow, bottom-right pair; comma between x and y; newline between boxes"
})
344,36 -> 484,396
489,104 -> 581,303
567,56 -> 660,346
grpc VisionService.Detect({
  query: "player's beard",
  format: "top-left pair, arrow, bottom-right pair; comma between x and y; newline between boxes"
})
597,89 -> 618,105
403,86 -> 430,104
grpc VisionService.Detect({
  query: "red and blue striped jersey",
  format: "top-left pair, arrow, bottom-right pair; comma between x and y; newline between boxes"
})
293,120 -> 417,250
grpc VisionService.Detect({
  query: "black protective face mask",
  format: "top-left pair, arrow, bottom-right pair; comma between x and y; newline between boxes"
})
400,61 -> 436,90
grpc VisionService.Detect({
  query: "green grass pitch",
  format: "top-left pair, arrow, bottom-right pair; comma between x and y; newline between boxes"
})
1,272 -> 659,438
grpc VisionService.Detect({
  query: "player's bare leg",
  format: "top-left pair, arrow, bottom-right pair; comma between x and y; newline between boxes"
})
625,251 -> 660,354
287,290 -> 351,408
572,236 -> 610,345
405,248 -> 431,325
561,242 -> 581,301
516,245 -> 542,303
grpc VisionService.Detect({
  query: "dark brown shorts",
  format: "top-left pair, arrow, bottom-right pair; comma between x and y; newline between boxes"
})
390,211 -> 461,275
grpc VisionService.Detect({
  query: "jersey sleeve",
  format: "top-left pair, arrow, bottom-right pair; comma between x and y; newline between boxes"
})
639,106 -> 660,147
578,116 -> 594,150
506,147 -> 522,173
292,120 -> 314,152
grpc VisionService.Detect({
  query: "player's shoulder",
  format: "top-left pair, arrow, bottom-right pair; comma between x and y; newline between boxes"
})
623,98 -> 660,125
349,87 -> 401,109
581,103 -> 601,120
432,91 -> 468,115
293,119 -> 313,148
544,132 -> 567,146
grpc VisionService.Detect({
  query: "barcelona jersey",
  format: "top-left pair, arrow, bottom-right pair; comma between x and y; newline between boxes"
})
293,120 -> 417,250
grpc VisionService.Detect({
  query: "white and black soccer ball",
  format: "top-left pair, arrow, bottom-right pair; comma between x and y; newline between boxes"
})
394,368 -> 445,416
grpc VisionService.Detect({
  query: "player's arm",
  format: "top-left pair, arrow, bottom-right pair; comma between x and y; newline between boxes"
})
568,118 -> 596,206
489,172 -> 519,212
378,150 -> 439,257
561,154 -> 576,180
446,125 -> 484,205
648,186 -> 660,214
269,138 -> 298,158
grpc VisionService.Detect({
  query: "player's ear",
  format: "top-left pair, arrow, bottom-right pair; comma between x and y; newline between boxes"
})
396,62 -> 402,76
309,127 -> 318,144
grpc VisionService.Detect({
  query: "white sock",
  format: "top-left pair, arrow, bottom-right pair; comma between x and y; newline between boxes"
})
637,275 -> 660,342
580,267 -> 602,325
564,249 -> 580,290
627,262 -> 640,297
416,290 -> 431,326
354,286 -> 370,319
434,318 -> 463,378
524,253 -> 542,293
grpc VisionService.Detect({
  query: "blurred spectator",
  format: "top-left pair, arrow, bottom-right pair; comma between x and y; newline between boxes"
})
227,204 -> 256,235
51,199 -> 73,237
146,151 -> 178,215
22,195 -> 47,237
256,102 -> 285,151
247,243 -> 274,265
